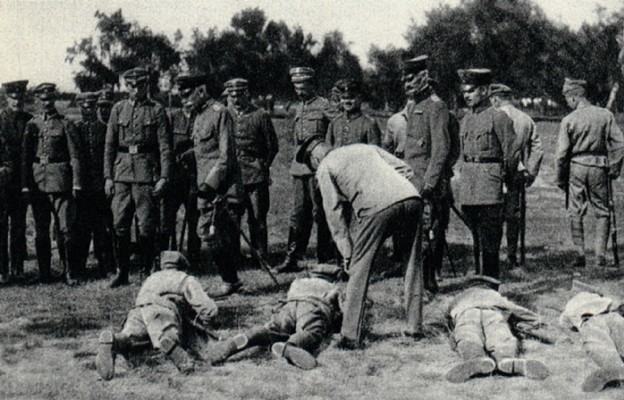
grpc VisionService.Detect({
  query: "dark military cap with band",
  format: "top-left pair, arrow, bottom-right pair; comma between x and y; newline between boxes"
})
337,79 -> 362,99
458,68 -> 492,89
33,83 -> 56,99
175,72 -> 208,90
290,67 -> 315,83
76,92 -> 99,108
97,88 -> 114,106
224,78 -> 248,93
122,67 -> 149,83
2,80 -> 28,98
403,55 -> 429,75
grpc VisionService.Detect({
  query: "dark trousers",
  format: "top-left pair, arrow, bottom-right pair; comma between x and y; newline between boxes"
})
243,182 -> 270,257
504,184 -> 522,261
422,197 -> 450,291
161,178 -> 200,263
0,189 -> 27,276
341,198 -> 423,342
76,191 -> 114,275
287,175 -> 334,262
462,204 -> 503,279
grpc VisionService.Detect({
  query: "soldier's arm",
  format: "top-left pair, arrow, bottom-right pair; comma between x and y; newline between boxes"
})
423,102 -> 451,191
525,118 -> 544,178
606,112 -> 624,178
21,122 -> 35,190
316,162 -> 352,259
382,121 -> 396,154
104,104 -> 120,181
495,111 -> 520,185
203,108 -> 234,192
554,118 -> 572,188
182,276 -> 218,325
366,117 -> 382,146
156,105 -> 172,181
64,120 -> 83,190
0,136 -> 13,186
262,112 -> 279,167
325,120 -> 336,146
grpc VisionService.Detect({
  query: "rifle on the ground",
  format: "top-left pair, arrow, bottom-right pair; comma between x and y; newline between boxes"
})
607,177 -> 620,267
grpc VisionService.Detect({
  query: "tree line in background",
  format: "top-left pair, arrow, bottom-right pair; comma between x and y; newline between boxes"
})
65,0 -> 624,112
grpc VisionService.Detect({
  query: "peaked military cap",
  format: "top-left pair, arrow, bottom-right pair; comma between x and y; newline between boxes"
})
175,72 -> 208,90
458,68 -> 492,87
97,88 -> 114,106
489,83 -> 512,97
76,92 -> 99,107
338,79 -> 362,98
309,263 -> 343,281
467,275 -> 501,290
562,78 -> 587,96
403,55 -> 429,74
290,66 -> 315,83
122,67 -> 149,83
2,80 -> 28,98
34,83 -> 56,99
160,250 -> 190,270
224,78 -> 248,92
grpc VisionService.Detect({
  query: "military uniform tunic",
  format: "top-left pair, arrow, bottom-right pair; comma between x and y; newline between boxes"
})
192,99 -> 244,284
228,103 -> 279,257
325,111 -> 381,148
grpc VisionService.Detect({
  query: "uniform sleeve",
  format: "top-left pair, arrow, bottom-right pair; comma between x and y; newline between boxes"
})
0,135 -> 13,186
263,112 -> 279,167
326,120 -> 336,146
182,276 -> 218,325
606,112 -> 624,177
64,120 -> 83,190
104,104 -> 120,180
554,117 -> 572,187
495,111 -> 520,185
525,118 -> 544,178
156,105 -> 172,180
382,120 -> 396,154
375,146 -> 415,182
204,109 -> 234,192
423,103 -> 450,191
21,122 -> 36,190
366,118 -> 382,146
316,162 -> 352,258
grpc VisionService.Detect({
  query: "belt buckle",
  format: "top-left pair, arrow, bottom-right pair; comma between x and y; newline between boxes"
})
129,145 -> 139,154
39,156 -> 49,164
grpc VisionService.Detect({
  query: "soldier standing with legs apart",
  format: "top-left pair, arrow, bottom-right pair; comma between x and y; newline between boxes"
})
22,83 -> 83,284
276,67 -> 335,273
457,69 -> 520,279
554,78 -> 624,269
225,78 -> 279,264
0,80 -> 31,282
489,84 -> 543,272
104,68 -> 172,287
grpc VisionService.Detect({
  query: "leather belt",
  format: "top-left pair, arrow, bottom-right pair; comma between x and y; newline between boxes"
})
34,156 -> 68,164
463,156 -> 502,163
118,144 -> 158,154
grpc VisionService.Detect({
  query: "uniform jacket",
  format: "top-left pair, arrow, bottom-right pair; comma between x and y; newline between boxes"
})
404,91 -> 451,193
554,103 -> 624,187
75,118 -> 107,193
382,102 -> 411,158
559,292 -> 618,331
104,98 -> 171,184
22,109 -> 82,193
291,95 -> 332,176
192,99 -> 243,206
316,144 -> 419,259
0,108 -> 31,190
168,108 -> 196,184
228,104 -> 279,185
458,103 -> 520,205
326,110 -> 381,148
287,276 -> 341,316
499,104 -> 543,181
135,269 -> 218,325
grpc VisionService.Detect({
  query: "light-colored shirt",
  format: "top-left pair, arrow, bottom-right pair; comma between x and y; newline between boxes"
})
559,291 -> 616,331
315,144 -> 419,258
499,104 -> 543,178
382,101 -> 412,158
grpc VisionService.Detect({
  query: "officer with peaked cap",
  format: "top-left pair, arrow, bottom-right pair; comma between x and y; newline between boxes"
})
104,67 -> 172,287
489,83 -> 544,271
74,92 -> 114,277
325,79 -> 381,148
402,55 -> 457,293
96,250 -> 218,380
182,72 -> 245,297
225,77 -> 279,263
22,83 -> 83,284
456,69 -> 520,280
96,86 -> 114,125
0,80 -> 31,281
276,66 -> 335,273
554,78 -> 624,268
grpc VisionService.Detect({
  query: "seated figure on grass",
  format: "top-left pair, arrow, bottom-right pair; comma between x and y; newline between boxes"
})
207,263 -> 343,369
446,275 -> 551,383
96,251 -> 218,380
560,289 -> 624,392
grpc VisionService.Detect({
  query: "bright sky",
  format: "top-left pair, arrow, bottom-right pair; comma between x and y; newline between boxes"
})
0,0 -> 622,91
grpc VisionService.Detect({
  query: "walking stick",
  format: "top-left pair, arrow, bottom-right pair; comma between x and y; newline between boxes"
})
520,181 -> 527,266
607,177 -> 620,267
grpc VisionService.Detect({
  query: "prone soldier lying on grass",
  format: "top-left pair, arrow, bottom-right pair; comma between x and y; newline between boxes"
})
206,264 -> 343,370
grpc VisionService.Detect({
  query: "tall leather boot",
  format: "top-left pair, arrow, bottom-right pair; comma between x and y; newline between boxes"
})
206,326 -> 272,365
110,235 -> 130,288
63,235 -> 80,286
422,246 -> 439,293
570,218 -> 585,267
506,218 -> 520,268
138,235 -> 155,277
594,217 -> 610,267
35,234 -> 52,282
482,251 -> 500,280
276,227 -> 304,273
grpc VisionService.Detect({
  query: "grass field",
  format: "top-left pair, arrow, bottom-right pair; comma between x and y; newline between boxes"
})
1,115 -> 624,399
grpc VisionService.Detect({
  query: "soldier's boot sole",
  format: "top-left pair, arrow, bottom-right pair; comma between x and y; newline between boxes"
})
582,367 -> 624,392
160,337 -> 195,374
498,358 -> 549,380
446,357 -> 496,383
271,342 -> 317,370
96,330 -> 115,380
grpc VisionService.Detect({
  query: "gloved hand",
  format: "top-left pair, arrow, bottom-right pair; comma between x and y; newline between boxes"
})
105,179 -> 115,198
197,183 -> 216,202
153,178 -> 168,198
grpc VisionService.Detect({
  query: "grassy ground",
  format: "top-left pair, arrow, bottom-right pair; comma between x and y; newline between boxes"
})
1,116 -> 624,399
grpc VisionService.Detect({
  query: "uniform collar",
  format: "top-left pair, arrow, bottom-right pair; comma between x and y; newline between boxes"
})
411,88 -> 433,105
302,94 -> 319,106
43,109 -> 60,120
344,109 -> 362,120
228,103 -> 254,116
470,102 -> 489,114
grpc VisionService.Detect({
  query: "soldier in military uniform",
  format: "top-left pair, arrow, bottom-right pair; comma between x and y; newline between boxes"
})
22,83 -> 83,284
183,73 -> 245,297
277,67 -> 335,273
104,68 -> 172,287
0,80 -> 31,281
402,56 -> 454,292
325,80 -> 381,148
159,74 -> 200,265
457,69 -> 520,279
96,86 -> 114,125
74,92 -> 114,277
554,78 -> 624,268
225,78 -> 279,261
489,84 -> 544,270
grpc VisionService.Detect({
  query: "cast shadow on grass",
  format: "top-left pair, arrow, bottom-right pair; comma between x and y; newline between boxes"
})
25,315 -> 101,338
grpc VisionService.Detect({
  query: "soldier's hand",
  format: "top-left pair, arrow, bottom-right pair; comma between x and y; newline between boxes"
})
524,172 -> 536,187
105,179 -> 115,198
197,183 -> 216,202
153,178 -> 168,198
420,185 -> 433,200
